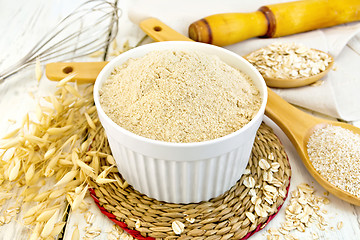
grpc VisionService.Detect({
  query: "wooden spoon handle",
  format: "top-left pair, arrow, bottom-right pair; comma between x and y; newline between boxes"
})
45,61 -> 108,83
189,0 -> 360,46
140,18 -> 194,42
265,88 -> 321,148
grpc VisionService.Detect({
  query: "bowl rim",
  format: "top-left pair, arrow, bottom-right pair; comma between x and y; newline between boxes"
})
93,41 -> 268,148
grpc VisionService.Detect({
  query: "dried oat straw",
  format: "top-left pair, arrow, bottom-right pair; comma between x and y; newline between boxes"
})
246,42 -> 332,80
307,125 -> 360,197
0,79 -> 124,237
100,50 -> 261,143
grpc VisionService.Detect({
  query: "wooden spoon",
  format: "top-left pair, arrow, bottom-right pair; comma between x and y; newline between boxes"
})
267,88 -> 360,206
263,60 -> 333,88
46,18 -> 333,88
243,49 -> 334,88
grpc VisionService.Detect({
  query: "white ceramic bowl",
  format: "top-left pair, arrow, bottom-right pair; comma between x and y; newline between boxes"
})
94,41 -> 267,204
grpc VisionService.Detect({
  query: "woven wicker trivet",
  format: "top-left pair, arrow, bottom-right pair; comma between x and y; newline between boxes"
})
89,123 -> 291,240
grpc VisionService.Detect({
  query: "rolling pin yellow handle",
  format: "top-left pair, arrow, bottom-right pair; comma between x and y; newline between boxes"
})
188,11 -> 268,47
45,61 -> 108,83
140,18 -> 194,42
265,0 -> 360,38
189,0 -> 360,46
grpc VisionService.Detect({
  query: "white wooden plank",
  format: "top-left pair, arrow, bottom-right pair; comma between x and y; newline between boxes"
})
353,120 -> 360,128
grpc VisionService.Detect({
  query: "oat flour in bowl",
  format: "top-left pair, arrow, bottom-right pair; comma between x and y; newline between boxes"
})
99,50 -> 261,143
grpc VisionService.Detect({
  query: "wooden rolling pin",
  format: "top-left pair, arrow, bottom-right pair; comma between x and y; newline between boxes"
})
188,0 -> 360,46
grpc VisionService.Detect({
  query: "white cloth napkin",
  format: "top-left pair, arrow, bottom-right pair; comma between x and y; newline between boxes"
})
129,0 -> 360,121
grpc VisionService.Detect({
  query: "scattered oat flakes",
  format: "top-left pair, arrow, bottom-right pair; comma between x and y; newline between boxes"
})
311,232 -> 319,240
107,224 -> 134,240
265,183 -> 330,239
268,152 -> 275,161
246,212 -> 256,223
135,219 -> 141,228
108,40 -> 134,57
185,217 -> 195,223
259,158 -> 271,170
284,234 -> 299,240
270,162 -> 280,172
85,226 -> 101,238
244,176 -> 256,188
255,204 -> 268,218
249,189 -> 257,197
267,235 -> 280,240
337,221 -> 343,230
278,227 -> 289,235
172,220 -> 185,235
89,50 -> 104,58
84,211 -> 95,225
267,227 -> 279,235
243,168 -> 251,175
263,171 -> 273,183
264,185 -> 277,193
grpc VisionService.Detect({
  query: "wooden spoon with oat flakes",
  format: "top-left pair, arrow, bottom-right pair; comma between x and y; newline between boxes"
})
243,43 -> 334,88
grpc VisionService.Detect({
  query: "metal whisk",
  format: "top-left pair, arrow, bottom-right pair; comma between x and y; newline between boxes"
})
0,0 -> 120,81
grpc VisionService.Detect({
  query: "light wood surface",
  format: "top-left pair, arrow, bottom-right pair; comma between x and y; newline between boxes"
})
2,1 -> 360,240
